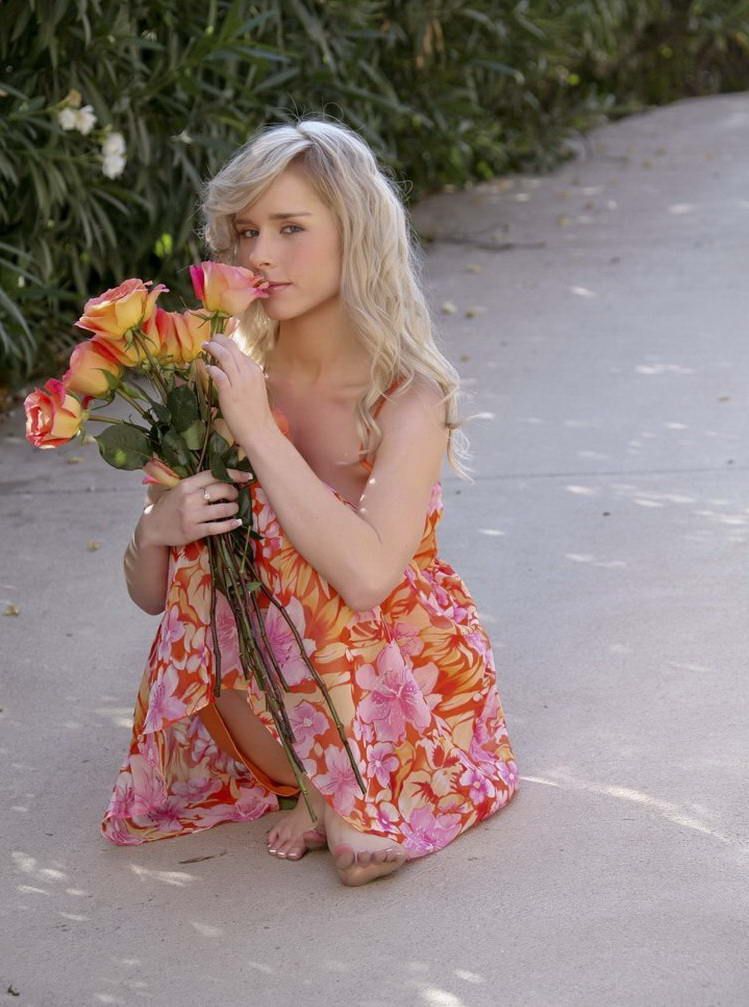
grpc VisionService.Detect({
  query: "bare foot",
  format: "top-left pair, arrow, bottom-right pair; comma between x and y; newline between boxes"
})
266,785 -> 327,861
323,801 -> 409,886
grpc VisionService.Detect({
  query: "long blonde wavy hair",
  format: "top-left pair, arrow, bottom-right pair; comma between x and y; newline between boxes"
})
197,115 -> 475,481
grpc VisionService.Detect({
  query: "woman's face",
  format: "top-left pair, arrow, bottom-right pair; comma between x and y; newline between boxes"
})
233,165 -> 342,321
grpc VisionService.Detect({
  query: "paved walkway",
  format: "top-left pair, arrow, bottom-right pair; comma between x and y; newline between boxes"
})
1,90 -> 747,1005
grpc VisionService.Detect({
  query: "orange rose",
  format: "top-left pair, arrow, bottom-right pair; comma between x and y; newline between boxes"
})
76,278 -> 168,364
142,457 -> 182,487
174,308 -> 212,363
144,307 -> 212,366
62,337 -> 124,398
189,261 -> 268,316
24,378 -> 86,448
142,306 -> 182,365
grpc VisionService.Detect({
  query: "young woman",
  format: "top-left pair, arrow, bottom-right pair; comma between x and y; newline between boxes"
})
102,118 -> 519,886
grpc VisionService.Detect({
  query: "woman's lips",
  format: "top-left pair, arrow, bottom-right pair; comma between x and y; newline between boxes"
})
267,283 -> 291,294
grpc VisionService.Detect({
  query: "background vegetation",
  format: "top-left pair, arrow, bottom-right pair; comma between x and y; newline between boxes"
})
2,0 -> 749,403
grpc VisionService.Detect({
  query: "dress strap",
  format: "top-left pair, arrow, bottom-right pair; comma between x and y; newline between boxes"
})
371,377 -> 405,418
360,377 -> 405,470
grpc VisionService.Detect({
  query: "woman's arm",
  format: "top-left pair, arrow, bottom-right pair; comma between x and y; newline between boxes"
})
123,496 -> 170,616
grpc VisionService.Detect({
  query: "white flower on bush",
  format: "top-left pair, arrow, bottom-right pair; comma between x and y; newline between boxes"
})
57,106 -> 79,130
102,131 -> 126,158
58,103 -> 97,134
102,153 -> 126,179
100,130 -> 127,179
74,104 -> 97,135
57,102 -> 97,134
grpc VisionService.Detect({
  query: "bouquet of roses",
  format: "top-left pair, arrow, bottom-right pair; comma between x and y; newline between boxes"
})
23,263 -> 366,816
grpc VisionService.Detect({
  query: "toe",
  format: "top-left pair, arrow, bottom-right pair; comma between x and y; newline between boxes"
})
279,836 -> 303,859
356,850 -> 372,867
332,843 -> 356,869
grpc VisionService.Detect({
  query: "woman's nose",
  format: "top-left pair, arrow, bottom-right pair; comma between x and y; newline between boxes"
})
247,237 -> 275,270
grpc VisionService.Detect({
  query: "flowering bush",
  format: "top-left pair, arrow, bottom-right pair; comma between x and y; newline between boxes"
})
3,0 -> 749,397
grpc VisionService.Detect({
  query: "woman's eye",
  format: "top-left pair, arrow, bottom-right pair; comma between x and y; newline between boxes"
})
237,225 -> 302,239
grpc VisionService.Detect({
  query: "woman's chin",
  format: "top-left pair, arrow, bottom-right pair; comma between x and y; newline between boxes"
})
260,302 -> 301,321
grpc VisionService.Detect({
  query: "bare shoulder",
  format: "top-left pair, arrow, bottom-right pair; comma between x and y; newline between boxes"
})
380,373 -> 448,431
372,373 -> 449,482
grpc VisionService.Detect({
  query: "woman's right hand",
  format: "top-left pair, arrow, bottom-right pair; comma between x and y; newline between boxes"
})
142,467 -> 253,549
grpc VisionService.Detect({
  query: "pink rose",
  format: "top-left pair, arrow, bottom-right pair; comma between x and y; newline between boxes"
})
189,261 -> 268,316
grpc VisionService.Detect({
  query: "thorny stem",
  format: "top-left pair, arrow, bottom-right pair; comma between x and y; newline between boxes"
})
85,414 -> 127,424
123,376 -> 164,411
227,487 -> 367,798
210,537 -> 319,822
217,541 -> 302,726
115,385 -> 151,420
207,536 -> 223,699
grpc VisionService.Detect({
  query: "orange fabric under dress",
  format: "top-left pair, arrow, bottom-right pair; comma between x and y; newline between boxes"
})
100,379 -> 520,859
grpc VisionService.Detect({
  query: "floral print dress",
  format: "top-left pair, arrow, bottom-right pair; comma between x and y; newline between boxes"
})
100,380 -> 520,859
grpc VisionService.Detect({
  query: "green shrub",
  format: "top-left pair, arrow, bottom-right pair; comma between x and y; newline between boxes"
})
2,0 -> 748,394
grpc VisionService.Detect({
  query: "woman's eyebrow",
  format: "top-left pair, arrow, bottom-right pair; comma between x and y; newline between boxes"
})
234,211 -> 313,224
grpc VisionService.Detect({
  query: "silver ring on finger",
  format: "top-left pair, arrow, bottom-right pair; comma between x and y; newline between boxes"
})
203,487 -> 211,502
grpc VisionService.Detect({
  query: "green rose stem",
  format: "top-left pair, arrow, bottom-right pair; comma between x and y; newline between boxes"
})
122,376 -> 165,412
115,384 -> 151,420
211,539 -> 323,824
85,414 -> 127,424
240,555 -> 368,800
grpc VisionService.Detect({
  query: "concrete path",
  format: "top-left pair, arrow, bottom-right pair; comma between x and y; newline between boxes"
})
1,90 -> 747,1005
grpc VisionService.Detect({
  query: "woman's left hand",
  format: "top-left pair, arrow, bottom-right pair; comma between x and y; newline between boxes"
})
200,332 -> 274,451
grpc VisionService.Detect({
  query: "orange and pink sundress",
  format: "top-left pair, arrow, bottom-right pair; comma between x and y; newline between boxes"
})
100,380 -> 520,859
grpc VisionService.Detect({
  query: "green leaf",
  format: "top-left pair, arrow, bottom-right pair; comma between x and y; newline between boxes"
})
161,428 -> 192,468
181,418 -> 206,450
150,402 -> 171,424
236,489 -> 252,525
166,383 -> 200,432
94,423 -> 152,471
208,429 -> 230,482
